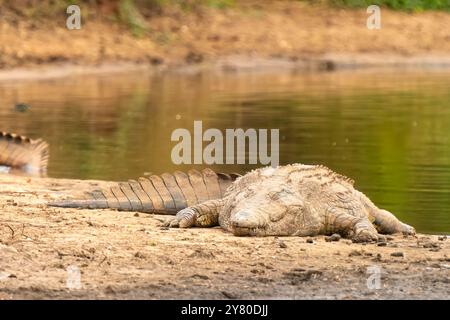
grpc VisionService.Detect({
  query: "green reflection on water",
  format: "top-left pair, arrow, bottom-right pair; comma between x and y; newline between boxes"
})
0,70 -> 449,234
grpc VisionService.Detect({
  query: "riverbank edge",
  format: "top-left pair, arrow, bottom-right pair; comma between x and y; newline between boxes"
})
1,54 -> 450,82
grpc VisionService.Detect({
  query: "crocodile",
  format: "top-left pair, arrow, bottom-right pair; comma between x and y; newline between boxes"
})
50,168 -> 240,214
49,164 -> 415,242
0,132 -> 49,177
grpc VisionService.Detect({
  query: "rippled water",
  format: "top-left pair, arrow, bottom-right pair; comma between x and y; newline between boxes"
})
0,70 -> 449,234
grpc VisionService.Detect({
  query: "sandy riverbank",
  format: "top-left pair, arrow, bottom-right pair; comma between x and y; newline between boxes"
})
0,1 -> 449,80
0,173 -> 448,299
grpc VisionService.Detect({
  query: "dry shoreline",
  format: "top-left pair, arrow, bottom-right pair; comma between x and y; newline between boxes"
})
1,54 -> 450,82
0,174 -> 448,299
1,2 -> 449,81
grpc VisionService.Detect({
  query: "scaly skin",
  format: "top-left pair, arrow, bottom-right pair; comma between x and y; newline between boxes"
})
0,132 -> 49,177
49,169 -> 240,213
166,164 -> 416,242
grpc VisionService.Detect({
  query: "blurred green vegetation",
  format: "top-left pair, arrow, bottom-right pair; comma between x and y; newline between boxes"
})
115,0 -> 234,36
327,0 -> 450,11
0,0 -> 235,36
0,0 -> 447,37
4,0 -> 448,16
118,0 -> 148,37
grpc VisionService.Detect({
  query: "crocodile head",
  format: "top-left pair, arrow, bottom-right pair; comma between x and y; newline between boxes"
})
226,186 -> 310,236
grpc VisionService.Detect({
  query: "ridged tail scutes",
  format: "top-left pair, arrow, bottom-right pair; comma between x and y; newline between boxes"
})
48,169 -> 241,214
0,131 -> 49,177
49,199 -> 110,209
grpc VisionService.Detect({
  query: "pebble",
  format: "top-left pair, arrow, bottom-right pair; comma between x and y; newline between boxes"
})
349,250 -> 362,257
377,242 -> 387,247
390,252 -> 404,257
306,238 -> 314,244
222,291 -> 238,299
372,253 -> 382,261
325,234 -> 341,242
423,243 -> 439,248
15,103 -> 30,112
6,199 -> 17,206
134,251 -> 145,259
278,240 -> 287,248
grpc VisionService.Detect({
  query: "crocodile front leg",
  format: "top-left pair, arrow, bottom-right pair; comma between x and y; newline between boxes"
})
166,198 -> 225,228
327,208 -> 379,242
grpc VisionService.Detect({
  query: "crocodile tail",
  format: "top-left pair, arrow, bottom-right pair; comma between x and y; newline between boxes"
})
48,169 -> 241,214
0,132 -> 49,176
49,199 -> 109,209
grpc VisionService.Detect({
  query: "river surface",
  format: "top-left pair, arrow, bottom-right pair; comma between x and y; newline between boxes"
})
0,69 -> 449,234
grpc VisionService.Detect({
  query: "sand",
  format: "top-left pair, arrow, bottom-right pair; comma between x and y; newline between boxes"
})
0,173 -> 448,299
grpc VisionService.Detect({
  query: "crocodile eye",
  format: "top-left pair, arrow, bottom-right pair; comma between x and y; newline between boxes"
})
268,191 -> 280,200
268,189 -> 295,201
289,202 -> 305,211
244,187 -> 257,198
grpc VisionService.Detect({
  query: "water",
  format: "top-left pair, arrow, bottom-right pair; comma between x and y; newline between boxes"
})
0,70 -> 449,234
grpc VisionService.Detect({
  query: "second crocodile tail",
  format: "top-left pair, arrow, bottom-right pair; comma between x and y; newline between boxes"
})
0,132 -> 49,176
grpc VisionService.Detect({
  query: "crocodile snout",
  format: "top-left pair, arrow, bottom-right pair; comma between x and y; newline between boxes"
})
231,211 -> 257,227
230,211 -> 266,236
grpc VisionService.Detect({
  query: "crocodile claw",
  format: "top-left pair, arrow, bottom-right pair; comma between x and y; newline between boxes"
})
400,223 -> 416,236
162,217 -> 179,228
352,229 -> 379,243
